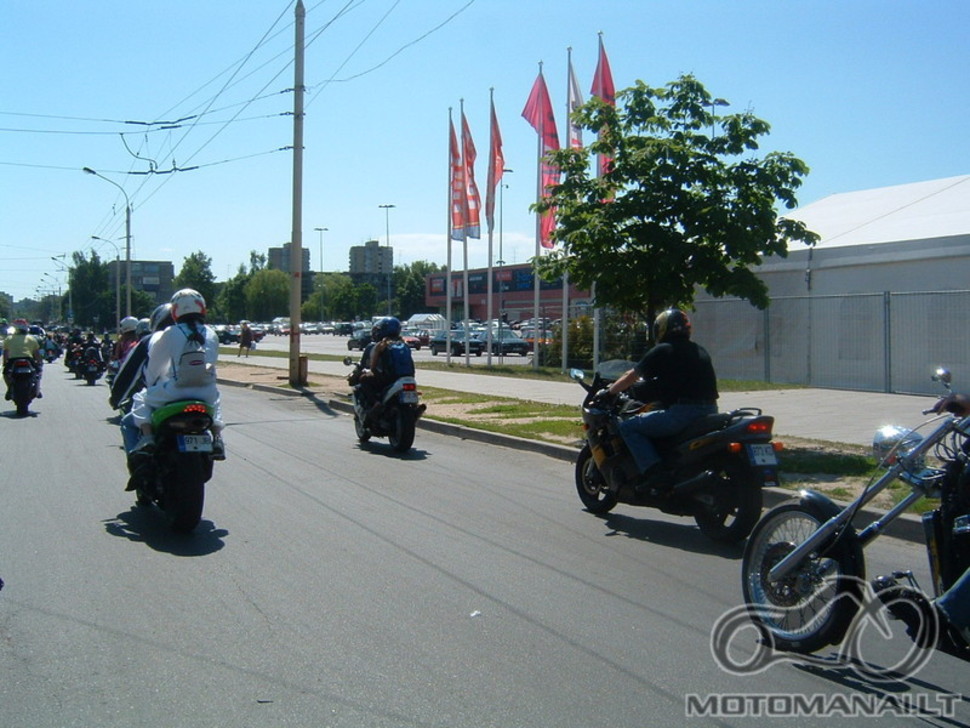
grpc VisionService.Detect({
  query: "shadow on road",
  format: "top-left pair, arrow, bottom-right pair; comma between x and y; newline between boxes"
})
103,506 -> 227,556
596,511 -> 744,559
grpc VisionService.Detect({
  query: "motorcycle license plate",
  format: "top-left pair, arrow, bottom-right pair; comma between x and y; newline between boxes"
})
747,443 -> 777,466
400,391 -> 418,404
178,433 -> 213,453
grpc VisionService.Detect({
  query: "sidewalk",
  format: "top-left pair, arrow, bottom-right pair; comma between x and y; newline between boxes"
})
234,353 -> 936,448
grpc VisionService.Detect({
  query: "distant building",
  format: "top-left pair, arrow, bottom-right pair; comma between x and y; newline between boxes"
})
349,239 -> 393,297
267,242 -> 312,300
108,259 -> 175,306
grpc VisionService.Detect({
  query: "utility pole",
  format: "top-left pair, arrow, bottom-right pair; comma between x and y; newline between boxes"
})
288,0 -> 306,387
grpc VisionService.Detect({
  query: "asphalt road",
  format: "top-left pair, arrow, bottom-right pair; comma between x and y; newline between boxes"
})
1,366 -> 967,727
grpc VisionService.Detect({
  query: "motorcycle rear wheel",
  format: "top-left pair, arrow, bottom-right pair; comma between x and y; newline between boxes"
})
13,378 -> 32,416
575,444 -> 617,514
165,454 -> 207,533
741,500 -> 864,653
389,407 -> 415,452
693,463 -> 763,543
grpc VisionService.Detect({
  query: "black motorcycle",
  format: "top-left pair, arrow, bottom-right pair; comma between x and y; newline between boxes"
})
571,360 -> 780,543
82,346 -> 105,385
344,357 -> 424,453
7,357 -> 39,416
741,367 -> 970,658
131,399 -> 217,533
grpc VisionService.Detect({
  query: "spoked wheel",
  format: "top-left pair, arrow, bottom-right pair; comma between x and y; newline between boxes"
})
574,444 -> 617,514
389,407 -> 415,452
164,454 -> 207,533
693,462 -> 763,543
741,500 -> 864,653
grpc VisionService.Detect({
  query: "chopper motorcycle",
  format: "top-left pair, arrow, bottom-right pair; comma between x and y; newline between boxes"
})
741,368 -> 970,658
572,360 -> 781,543
344,356 -> 424,453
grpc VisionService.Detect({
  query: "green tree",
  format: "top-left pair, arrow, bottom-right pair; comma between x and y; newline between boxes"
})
67,250 -> 113,328
395,260 -> 441,320
536,74 -> 819,335
244,269 -> 289,321
174,250 -> 217,307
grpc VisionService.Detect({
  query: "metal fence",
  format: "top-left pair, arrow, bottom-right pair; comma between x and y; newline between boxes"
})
691,291 -> 970,395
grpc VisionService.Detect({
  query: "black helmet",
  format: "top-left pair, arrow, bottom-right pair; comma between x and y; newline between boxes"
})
653,308 -> 692,343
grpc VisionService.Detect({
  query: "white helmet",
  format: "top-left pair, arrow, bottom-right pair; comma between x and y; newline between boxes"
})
171,288 -> 207,321
119,315 -> 139,334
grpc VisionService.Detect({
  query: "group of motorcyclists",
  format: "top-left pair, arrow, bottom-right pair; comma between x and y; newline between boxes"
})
7,298 -> 969,658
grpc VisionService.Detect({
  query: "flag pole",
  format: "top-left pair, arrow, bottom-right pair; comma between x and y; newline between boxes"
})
460,98 -> 471,366
532,63 -> 543,371
486,88 -> 496,365
561,47 -> 576,373
446,107 -> 454,364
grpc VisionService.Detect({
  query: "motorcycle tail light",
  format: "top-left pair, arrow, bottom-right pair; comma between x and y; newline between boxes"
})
745,420 -> 773,435
182,403 -> 209,415
727,442 -> 743,454
402,382 -> 416,392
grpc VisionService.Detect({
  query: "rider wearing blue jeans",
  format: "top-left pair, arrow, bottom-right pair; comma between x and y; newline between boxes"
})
604,308 -> 718,490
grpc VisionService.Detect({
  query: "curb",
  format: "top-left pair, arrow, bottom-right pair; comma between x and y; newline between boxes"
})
220,377 -> 924,544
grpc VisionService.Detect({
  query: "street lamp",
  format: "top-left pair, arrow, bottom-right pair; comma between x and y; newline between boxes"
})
51,254 -> 74,325
497,169 -> 513,326
378,204 -> 395,315
83,167 -> 132,316
43,272 -> 63,322
314,226 -> 328,322
91,235 -> 121,329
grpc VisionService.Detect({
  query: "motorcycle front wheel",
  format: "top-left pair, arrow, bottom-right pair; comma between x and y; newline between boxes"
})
741,500 -> 864,653
354,411 -> 371,442
693,462 -> 763,542
575,444 -> 617,514
389,406 -> 415,452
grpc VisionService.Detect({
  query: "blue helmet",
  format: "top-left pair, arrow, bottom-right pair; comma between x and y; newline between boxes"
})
372,316 -> 401,341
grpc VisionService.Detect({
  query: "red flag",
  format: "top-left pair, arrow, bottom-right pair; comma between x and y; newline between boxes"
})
449,118 -> 466,241
590,34 -> 615,179
522,69 -> 560,249
567,54 -> 584,149
485,96 -> 505,237
461,111 -> 481,239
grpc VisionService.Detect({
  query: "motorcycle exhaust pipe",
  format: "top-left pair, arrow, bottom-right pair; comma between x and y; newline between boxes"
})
670,470 -> 718,497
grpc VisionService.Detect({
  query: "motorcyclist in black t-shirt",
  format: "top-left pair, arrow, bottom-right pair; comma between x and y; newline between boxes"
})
603,308 -> 719,489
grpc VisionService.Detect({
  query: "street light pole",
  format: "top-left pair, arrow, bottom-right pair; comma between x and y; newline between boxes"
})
51,255 -> 73,325
314,226 -> 328,322
83,167 -> 132,316
378,204 -> 395,315
91,235 -> 121,328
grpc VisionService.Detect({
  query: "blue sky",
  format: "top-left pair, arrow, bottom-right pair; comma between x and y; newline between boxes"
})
2,0 -> 968,304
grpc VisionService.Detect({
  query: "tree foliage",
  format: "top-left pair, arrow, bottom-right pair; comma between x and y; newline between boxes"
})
244,269 -> 289,321
174,250 -> 217,307
535,74 -> 819,326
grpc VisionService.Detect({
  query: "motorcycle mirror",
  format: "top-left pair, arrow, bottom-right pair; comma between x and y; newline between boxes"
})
343,356 -> 353,366
933,367 -> 952,388
568,368 -> 585,381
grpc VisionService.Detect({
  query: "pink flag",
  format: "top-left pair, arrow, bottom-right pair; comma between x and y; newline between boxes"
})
567,54 -> 584,149
485,96 -> 505,237
461,111 -> 482,239
522,69 -> 560,249
590,34 -> 615,179
449,118 -> 467,241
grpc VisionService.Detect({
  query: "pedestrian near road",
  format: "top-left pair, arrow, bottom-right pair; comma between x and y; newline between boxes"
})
239,321 -> 253,357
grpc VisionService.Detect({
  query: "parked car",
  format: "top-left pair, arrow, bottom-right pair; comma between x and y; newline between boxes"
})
347,329 -> 372,351
402,328 -> 431,346
401,333 -> 422,350
478,329 -> 531,356
429,331 -> 484,356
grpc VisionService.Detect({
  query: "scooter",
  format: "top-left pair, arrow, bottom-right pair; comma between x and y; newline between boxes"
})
344,357 -> 424,453
572,360 -> 781,543
7,358 -> 39,416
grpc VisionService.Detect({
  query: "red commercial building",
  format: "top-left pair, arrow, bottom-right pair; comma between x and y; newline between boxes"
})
425,263 -> 591,324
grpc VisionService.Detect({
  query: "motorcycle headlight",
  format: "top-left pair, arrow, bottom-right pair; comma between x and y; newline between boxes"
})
872,425 -> 924,468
